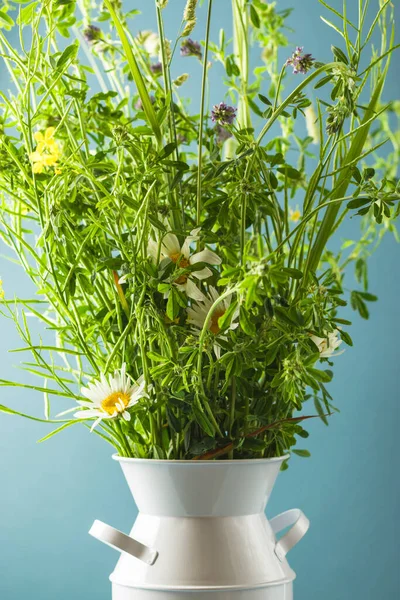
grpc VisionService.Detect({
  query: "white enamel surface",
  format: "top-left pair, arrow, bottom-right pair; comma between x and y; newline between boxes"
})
112,582 -> 293,599
113,455 -> 288,517
111,513 -> 294,589
91,457 -> 308,598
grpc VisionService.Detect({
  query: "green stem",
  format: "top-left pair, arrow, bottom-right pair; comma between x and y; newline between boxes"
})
305,73 -> 386,276
196,0 -> 213,227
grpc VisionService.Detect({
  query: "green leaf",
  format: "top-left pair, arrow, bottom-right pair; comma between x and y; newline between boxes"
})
331,45 -> 348,64
166,289 -> 180,321
250,5 -> 260,28
292,449 -> 311,458
340,330 -> 353,346
158,142 -> 177,160
277,166 -> 302,180
0,10 -> 14,26
218,300 -> 238,331
147,351 -> 167,363
37,420 -> 84,443
308,368 -> 333,383
17,1 -> 39,25
103,0 -> 161,143
0,404 -> 72,424
56,42 -> 79,69
357,291 -> 378,302
347,197 -> 371,209
314,396 -> 329,425
258,93 -> 272,106
193,404 -> 215,437
166,407 -> 182,433
282,267 -> 303,279
239,306 -> 256,336
314,74 -> 334,89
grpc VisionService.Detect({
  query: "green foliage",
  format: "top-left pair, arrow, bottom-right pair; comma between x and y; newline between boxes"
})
0,0 -> 398,462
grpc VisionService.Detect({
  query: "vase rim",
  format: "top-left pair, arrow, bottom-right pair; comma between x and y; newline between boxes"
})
112,453 -> 290,465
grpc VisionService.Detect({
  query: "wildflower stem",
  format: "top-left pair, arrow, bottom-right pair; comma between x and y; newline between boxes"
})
196,0 -> 213,227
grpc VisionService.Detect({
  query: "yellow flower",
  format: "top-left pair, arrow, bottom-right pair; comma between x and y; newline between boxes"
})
289,208 -> 301,223
0,278 -> 4,300
29,127 -> 61,174
34,127 -> 59,154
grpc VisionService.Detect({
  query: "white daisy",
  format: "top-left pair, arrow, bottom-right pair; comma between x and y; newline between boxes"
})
149,228 -> 221,302
74,364 -> 147,430
187,287 -> 239,357
310,330 -> 343,358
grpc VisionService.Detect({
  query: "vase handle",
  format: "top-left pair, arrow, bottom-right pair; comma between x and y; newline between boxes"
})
270,509 -> 310,562
89,520 -> 158,566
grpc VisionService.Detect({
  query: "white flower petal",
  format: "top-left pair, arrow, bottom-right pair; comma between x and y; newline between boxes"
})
183,279 -> 207,301
190,248 -> 222,266
148,239 -> 159,262
181,228 -> 201,257
90,416 -> 104,432
162,233 -> 180,257
192,267 -> 213,280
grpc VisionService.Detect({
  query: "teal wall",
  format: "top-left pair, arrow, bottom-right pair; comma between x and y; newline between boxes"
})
0,1 -> 399,598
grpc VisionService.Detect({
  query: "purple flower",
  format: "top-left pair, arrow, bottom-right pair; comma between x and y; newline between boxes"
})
83,25 -> 102,44
211,102 -> 237,126
285,47 -> 315,75
180,38 -> 202,59
135,95 -> 156,111
150,62 -> 163,75
215,125 -> 232,144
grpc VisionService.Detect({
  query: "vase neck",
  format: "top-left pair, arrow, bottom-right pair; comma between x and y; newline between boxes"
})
116,458 -> 286,517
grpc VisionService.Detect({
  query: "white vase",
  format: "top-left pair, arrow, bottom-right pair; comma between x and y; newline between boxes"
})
90,455 -> 309,599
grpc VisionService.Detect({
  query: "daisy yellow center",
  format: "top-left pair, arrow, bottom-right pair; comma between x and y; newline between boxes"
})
101,391 -> 130,415
170,252 -> 190,284
210,309 -> 225,335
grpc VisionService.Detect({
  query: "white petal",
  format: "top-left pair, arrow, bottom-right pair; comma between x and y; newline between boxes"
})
90,416 -> 104,432
148,239 -> 159,262
181,229 -> 201,257
122,411 -> 131,421
190,249 -> 222,266
213,344 -> 221,359
162,233 -> 180,257
192,267 -> 213,280
183,279 -> 206,301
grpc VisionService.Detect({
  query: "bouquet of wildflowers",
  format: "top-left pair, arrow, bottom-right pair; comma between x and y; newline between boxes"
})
0,0 -> 399,461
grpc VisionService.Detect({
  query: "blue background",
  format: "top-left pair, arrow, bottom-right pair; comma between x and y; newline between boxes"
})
0,1 -> 399,598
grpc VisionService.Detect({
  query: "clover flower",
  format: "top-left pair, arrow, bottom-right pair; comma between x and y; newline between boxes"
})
83,25 -> 102,44
215,125 -> 232,144
150,62 -> 163,75
75,364 -> 148,431
211,102 -> 237,126
285,47 -> 315,75
180,38 -> 202,59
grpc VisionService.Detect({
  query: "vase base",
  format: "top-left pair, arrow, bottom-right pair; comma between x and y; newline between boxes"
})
112,583 -> 293,600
